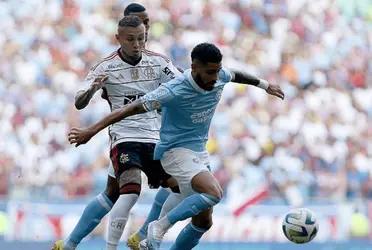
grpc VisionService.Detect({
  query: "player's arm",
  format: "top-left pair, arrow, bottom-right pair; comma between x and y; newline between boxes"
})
68,84 -> 174,147
230,70 -> 284,100
69,99 -> 147,146
74,75 -> 108,109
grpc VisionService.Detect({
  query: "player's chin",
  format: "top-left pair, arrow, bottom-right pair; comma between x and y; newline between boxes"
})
131,51 -> 141,57
204,84 -> 215,91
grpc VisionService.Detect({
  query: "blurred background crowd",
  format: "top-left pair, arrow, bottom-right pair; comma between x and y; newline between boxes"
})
0,0 -> 371,207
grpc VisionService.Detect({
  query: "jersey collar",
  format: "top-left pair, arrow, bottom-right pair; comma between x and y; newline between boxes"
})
187,70 -> 207,93
117,48 -> 142,66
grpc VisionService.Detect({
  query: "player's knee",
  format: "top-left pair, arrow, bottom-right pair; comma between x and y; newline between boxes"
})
118,168 -> 142,195
192,172 -> 223,200
104,176 -> 120,203
200,217 -> 213,230
192,212 -> 213,230
104,188 -> 119,203
205,183 -> 223,202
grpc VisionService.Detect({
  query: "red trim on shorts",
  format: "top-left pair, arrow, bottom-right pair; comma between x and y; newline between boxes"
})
120,183 -> 141,195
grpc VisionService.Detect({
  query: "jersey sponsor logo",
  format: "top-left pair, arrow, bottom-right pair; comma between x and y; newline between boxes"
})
123,94 -> 144,105
162,67 -> 175,78
141,60 -> 155,65
191,107 -> 215,124
107,63 -> 125,69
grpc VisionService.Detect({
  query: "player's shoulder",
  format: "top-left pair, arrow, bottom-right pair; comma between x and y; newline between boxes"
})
218,67 -> 233,83
90,50 -> 119,71
161,73 -> 188,93
143,49 -> 171,64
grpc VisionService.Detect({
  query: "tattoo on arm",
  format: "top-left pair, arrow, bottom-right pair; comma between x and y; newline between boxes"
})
74,89 -> 96,110
232,71 -> 260,86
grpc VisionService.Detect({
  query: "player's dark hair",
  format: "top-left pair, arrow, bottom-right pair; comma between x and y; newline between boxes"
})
191,43 -> 222,64
124,3 -> 146,16
118,15 -> 143,28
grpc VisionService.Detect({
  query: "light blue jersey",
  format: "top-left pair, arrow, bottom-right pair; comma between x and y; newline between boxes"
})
141,68 -> 232,160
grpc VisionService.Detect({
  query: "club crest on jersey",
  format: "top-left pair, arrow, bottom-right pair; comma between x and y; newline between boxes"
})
119,153 -> 130,164
130,68 -> 140,80
144,66 -> 156,79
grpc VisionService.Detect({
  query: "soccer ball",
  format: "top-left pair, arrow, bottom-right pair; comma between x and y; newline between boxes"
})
282,208 -> 319,244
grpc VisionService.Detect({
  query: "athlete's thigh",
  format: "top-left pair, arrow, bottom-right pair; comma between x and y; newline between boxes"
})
110,142 -> 142,191
161,147 -> 209,196
140,142 -> 172,189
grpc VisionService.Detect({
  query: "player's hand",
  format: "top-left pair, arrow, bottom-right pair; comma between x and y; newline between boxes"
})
266,84 -> 285,100
91,75 -> 108,91
68,127 -> 95,147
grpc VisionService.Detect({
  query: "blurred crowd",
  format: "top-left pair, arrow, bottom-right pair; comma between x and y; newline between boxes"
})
0,0 -> 371,205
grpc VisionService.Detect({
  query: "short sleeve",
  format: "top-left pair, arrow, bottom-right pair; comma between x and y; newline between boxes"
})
141,84 -> 176,111
80,63 -> 106,90
159,59 -> 183,83
218,67 -> 233,83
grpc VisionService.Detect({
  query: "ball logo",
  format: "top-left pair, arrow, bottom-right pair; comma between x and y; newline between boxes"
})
282,208 -> 319,244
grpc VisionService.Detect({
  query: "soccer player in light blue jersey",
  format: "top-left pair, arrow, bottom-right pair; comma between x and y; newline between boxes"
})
68,43 -> 284,250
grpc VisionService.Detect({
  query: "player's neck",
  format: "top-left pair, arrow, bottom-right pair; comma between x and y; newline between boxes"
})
118,48 -> 142,66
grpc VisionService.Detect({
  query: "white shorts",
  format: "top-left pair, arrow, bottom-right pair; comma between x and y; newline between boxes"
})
160,147 -> 210,196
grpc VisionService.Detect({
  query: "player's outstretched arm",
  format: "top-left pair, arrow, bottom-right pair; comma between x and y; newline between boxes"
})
231,70 -> 285,100
68,99 -> 147,146
74,75 -> 108,109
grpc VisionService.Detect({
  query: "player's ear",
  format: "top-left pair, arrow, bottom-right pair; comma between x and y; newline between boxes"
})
115,34 -> 119,42
191,61 -> 197,71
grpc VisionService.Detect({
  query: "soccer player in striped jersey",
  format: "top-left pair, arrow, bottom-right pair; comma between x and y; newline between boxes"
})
52,11 -> 181,250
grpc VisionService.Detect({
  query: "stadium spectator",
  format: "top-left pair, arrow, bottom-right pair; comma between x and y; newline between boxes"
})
0,0 -> 370,206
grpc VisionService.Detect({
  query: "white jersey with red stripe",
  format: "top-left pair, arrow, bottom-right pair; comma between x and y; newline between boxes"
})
82,48 -> 181,146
